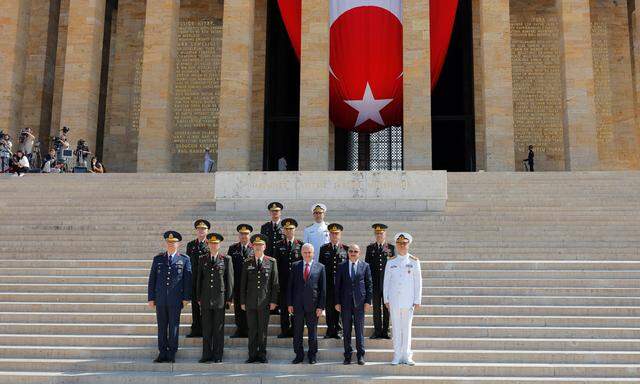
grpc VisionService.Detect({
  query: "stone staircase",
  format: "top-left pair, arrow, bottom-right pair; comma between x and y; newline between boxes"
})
0,171 -> 639,383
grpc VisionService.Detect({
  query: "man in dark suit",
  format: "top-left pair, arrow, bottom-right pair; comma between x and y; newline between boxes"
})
287,243 -> 325,364
185,219 -> 210,338
318,223 -> 348,339
227,224 -> 253,338
147,231 -> 192,363
240,234 -> 279,363
196,233 -> 233,363
335,244 -> 372,365
365,223 -> 395,339
274,218 -> 303,338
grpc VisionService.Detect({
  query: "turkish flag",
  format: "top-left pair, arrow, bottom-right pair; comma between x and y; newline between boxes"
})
277,0 -> 458,133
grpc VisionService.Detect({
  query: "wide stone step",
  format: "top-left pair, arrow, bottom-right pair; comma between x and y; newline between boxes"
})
2,345 -> 640,364
4,333 -> 640,350
0,358 -> 637,378
3,321 -> 640,339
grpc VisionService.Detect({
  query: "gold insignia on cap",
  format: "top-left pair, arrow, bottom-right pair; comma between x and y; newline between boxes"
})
166,233 -> 179,243
239,226 -> 249,233
396,234 -> 409,243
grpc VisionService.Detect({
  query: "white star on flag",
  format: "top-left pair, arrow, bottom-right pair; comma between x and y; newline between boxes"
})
344,82 -> 393,128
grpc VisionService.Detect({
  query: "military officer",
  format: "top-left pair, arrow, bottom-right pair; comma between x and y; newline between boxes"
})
240,234 -> 279,363
365,223 -> 395,339
260,202 -> 284,257
383,233 -> 422,366
185,219 -> 210,338
318,223 -> 348,339
197,233 -> 233,363
273,218 -> 303,338
227,224 -> 253,338
147,231 -> 192,363
303,203 -> 330,262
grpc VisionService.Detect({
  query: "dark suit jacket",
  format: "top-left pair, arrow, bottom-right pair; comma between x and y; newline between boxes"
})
287,260 -> 326,313
334,260 -> 372,311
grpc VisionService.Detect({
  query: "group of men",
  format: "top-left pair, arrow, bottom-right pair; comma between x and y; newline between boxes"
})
146,202 -> 422,366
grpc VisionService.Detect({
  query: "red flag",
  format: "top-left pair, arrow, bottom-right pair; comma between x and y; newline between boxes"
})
277,0 -> 458,132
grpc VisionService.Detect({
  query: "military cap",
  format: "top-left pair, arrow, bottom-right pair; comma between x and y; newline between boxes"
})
236,224 -> 253,234
328,223 -> 343,233
312,203 -> 327,213
394,232 -> 413,244
372,223 -> 388,233
268,202 -> 283,211
194,219 -> 211,230
282,218 -> 298,229
251,233 -> 268,245
163,231 -> 182,243
206,233 -> 224,243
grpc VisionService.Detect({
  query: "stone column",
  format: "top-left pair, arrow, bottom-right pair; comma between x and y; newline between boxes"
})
403,0 -> 432,170
217,0 -> 256,171
298,0 -> 331,171
136,0 -> 180,172
557,0 -> 599,170
632,9 -> 640,168
0,0 -> 30,137
58,0 -> 106,151
478,0 -> 516,171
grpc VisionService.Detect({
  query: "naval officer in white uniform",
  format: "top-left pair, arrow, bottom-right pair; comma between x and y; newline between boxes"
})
303,203 -> 330,263
383,232 -> 422,366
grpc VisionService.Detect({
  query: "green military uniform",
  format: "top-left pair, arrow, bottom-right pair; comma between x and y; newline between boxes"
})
196,233 -> 233,363
240,234 -> 279,363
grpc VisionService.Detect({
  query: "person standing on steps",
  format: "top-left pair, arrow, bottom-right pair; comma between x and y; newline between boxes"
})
186,219 -> 210,338
147,231 -> 192,363
365,223 -> 394,339
197,233 -> 233,363
319,223 -> 349,339
288,243 -> 326,365
273,218 -> 304,338
241,234 -> 279,363
384,233 -> 422,366
227,224 -> 253,338
303,203 -> 330,263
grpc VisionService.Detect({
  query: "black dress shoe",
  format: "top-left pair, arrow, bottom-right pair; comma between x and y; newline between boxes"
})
370,334 -> 380,339
153,355 -> 164,363
357,356 -> 365,365
213,359 -> 222,363
167,357 -> 175,363
277,333 -> 288,339
245,357 -> 256,363
343,358 -> 351,365
381,334 -> 391,339
324,334 -> 336,339
291,356 -> 304,364
199,357 -> 211,363
308,358 -> 317,365
258,357 -> 268,364
231,331 -> 247,339
186,333 -> 201,338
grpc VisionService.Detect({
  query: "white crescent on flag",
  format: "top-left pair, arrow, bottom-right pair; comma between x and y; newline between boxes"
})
330,0 -> 402,25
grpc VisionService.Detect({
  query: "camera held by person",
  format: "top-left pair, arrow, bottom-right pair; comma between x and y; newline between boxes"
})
74,139 -> 91,168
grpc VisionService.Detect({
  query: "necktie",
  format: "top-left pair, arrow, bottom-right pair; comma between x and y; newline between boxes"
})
351,262 -> 356,279
334,245 -> 337,253
304,263 -> 310,281
257,259 -> 262,270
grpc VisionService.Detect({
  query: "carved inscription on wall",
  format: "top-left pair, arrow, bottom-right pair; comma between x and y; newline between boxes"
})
173,19 -> 222,171
510,15 -> 564,170
591,20 -> 615,165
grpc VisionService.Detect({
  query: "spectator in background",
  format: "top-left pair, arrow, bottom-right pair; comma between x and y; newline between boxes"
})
19,127 -> 35,164
527,145 -> 535,172
278,156 -> 288,171
203,148 -> 214,173
0,134 -> 12,173
42,149 -> 63,173
13,150 -> 29,177
90,157 -> 105,173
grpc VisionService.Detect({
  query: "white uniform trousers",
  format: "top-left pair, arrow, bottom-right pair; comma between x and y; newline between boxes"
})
390,305 -> 413,362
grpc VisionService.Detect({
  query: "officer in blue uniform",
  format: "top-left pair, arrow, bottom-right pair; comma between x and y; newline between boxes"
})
147,231 -> 192,363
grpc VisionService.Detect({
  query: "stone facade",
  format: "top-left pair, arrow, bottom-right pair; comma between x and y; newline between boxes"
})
2,0 -> 640,172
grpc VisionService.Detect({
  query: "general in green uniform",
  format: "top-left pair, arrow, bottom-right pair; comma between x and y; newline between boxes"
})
240,233 -> 279,363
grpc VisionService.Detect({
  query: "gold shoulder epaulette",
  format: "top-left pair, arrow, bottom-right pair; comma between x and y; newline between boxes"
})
409,255 -> 418,261
388,255 -> 397,260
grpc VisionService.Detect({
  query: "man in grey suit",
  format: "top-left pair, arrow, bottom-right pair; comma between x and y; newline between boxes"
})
287,243 -> 326,365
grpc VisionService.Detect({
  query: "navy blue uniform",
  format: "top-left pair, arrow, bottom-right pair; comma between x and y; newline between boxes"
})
147,252 -> 192,361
